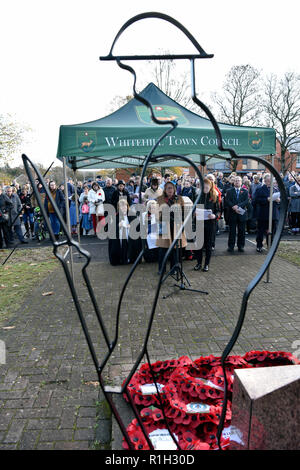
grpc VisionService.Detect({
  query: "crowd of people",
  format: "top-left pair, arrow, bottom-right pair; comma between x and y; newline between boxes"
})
0,169 -> 299,273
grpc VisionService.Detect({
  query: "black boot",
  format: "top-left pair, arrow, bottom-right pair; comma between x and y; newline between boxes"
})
30,223 -> 35,239
24,222 -> 30,238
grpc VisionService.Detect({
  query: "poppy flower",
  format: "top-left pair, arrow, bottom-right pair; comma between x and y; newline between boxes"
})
123,419 -> 186,450
180,429 -> 210,450
153,410 -> 164,422
177,355 -> 194,367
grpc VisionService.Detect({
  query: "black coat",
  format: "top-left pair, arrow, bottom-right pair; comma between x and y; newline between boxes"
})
253,184 -> 280,221
19,193 -> 33,214
103,186 -> 116,205
108,213 -> 141,265
225,187 -> 249,221
222,182 -> 234,200
0,193 -> 13,223
111,189 -> 132,210
181,186 -> 196,202
198,192 -> 220,222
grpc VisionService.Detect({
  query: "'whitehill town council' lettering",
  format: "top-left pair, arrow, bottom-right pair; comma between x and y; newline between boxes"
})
104,135 -> 240,148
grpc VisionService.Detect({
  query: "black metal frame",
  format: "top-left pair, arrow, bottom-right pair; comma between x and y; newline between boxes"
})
22,12 -> 288,451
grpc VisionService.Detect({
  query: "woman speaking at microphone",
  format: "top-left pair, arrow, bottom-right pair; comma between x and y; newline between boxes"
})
194,178 -> 219,272
156,181 -> 187,275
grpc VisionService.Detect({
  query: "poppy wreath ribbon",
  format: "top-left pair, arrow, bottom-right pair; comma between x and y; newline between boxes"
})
122,417 -> 210,450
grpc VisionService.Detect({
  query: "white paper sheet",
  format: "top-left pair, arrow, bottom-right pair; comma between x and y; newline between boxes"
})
236,207 -> 245,215
149,429 -> 178,450
140,383 -> 164,395
272,192 -> 280,201
147,233 -> 158,250
196,208 -> 212,220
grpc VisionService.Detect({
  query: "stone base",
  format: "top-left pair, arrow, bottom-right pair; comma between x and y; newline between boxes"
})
230,365 -> 300,450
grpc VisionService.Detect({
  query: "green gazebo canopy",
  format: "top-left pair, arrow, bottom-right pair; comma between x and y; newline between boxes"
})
56,83 -> 276,170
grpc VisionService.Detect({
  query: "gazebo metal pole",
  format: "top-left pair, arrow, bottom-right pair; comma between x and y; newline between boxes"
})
265,154 -> 274,283
63,157 -> 74,283
73,169 -> 81,251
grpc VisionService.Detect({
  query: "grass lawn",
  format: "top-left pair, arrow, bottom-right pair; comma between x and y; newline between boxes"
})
277,240 -> 300,268
0,247 -> 59,326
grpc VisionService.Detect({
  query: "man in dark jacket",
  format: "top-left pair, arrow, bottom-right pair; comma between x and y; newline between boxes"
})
103,178 -> 116,233
0,186 -> 14,248
226,176 -> 249,252
5,186 -> 28,244
253,174 -> 280,252
103,178 -> 116,205
222,175 -> 235,230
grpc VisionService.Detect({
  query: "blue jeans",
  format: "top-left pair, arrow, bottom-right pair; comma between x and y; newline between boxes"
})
23,212 -> 34,225
49,213 -> 60,235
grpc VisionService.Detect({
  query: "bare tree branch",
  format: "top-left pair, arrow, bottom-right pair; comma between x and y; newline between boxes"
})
262,71 -> 300,173
211,65 -> 262,127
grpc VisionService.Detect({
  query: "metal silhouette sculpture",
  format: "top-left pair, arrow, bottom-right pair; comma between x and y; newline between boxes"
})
22,12 -> 288,450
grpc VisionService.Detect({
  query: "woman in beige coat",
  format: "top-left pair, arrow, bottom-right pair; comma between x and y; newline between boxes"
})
156,181 -> 187,274
143,177 -> 163,202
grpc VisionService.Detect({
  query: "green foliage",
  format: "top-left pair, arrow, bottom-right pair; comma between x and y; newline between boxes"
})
0,113 -> 29,164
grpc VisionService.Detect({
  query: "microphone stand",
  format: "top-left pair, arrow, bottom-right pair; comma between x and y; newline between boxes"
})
160,196 -> 208,299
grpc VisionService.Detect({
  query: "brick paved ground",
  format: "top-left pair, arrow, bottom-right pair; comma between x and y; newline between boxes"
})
0,236 -> 299,449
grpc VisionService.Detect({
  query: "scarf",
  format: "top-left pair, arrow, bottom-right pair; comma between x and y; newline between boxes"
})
48,190 -> 56,213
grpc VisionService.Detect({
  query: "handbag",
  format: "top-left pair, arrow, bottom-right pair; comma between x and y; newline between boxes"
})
96,203 -> 104,216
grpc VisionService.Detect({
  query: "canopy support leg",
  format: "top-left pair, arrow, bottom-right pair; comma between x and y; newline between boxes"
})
63,157 -> 74,283
73,169 -> 82,258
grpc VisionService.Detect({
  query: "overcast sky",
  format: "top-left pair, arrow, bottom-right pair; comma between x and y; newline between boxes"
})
1,0 -> 299,167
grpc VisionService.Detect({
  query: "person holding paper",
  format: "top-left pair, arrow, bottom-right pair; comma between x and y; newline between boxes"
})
88,182 -> 105,235
206,174 -> 222,249
142,200 -> 159,263
193,178 -> 219,272
254,173 -> 280,252
156,182 -> 186,275
108,200 -> 141,265
225,176 -> 249,253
